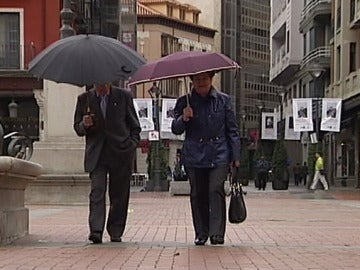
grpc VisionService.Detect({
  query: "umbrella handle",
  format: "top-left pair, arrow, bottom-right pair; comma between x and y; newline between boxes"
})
186,94 -> 190,107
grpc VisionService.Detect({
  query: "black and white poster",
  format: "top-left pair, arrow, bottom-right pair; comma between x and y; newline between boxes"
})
284,115 -> 301,140
292,98 -> 313,132
321,98 -> 342,132
261,112 -> 277,140
133,98 -> 154,131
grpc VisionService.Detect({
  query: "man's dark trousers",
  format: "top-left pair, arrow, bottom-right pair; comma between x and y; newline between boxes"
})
89,143 -> 134,238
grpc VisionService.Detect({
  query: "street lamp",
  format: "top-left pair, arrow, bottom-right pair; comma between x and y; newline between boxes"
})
309,68 -> 325,151
256,101 -> 265,152
277,88 -> 286,139
60,0 -> 75,38
147,82 -> 168,191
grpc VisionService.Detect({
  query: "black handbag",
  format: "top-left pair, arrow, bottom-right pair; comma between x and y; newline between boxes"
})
228,167 -> 247,224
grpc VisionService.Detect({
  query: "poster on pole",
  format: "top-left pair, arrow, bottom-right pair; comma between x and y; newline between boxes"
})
261,112 -> 277,140
133,98 -> 154,131
284,115 -> 301,140
160,98 -> 184,140
321,98 -> 342,132
292,98 -> 313,132
160,98 -> 176,133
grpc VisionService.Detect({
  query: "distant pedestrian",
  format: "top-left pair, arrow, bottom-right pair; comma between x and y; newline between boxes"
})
300,161 -> 308,186
255,156 -> 271,190
293,163 -> 302,186
310,153 -> 329,190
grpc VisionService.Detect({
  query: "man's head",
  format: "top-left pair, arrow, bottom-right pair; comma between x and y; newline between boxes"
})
315,152 -> 321,158
190,71 -> 215,96
94,83 -> 111,96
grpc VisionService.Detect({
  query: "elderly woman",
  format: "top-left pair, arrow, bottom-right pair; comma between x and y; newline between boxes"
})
171,71 -> 241,246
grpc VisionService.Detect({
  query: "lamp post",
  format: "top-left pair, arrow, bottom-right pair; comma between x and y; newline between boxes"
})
277,90 -> 285,139
60,0 -> 75,38
147,83 -> 168,191
256,101 -> 264,153
309,68 -> 325,151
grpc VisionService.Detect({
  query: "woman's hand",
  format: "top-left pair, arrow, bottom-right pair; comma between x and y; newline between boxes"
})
182,106 -> 193,122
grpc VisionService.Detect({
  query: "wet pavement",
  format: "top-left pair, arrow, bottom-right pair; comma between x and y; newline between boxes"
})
1,184 -> 360,270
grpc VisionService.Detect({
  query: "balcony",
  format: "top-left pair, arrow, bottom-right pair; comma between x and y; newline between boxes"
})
327,69 -> 360,101
270,45 -> 300,84
300,46 -> 331,70
0,43 -> 36,71
299,0 -> 331,33
350,12 -> 360,29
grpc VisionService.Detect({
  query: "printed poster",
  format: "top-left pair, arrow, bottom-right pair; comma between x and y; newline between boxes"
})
292,98 -> 313,132
133,98 -> 154,131
284,115 -> 301,140
261,112 -> 277,140
321,98 -> 342,132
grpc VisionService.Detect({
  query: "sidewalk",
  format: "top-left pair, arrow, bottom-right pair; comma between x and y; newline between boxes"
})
1,185 -> 360,270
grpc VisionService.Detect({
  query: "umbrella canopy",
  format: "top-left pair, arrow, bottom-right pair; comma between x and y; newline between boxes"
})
29,34 -> 146,86
128,51 -> 240,86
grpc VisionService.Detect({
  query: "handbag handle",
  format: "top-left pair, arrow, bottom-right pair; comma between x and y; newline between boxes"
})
230,166 -> 247,195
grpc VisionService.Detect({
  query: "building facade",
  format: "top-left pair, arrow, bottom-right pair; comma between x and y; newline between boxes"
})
327,0 -> 360,187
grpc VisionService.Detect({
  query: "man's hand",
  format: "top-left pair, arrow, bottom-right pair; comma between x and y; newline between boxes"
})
182,106 -> 193,122
233,160 -> 240,167
83,114 -> 94,128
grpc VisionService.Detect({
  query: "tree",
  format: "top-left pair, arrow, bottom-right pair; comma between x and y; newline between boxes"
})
271,139 -> 289,190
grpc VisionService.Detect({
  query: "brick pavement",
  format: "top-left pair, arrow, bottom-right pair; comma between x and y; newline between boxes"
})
1,185 -> 360,270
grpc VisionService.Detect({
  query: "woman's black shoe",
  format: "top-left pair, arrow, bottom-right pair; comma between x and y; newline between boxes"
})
194,237 -> 207,246
210,235 -> 224,245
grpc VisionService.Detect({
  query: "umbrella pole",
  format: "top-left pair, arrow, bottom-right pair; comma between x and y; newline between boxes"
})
86,87 -> 91,114
184,76 -> 190,106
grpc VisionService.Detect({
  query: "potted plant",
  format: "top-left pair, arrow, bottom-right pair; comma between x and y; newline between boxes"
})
271,139 -> 289,190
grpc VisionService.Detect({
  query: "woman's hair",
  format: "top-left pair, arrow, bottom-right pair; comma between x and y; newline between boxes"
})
189,71 -> 215,80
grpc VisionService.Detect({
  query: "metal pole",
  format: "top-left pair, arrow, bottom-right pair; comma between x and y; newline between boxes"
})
147,84 -> 168,191
315,98 -> 320,152
152,92 -> 162,191
0,121 -> 3,155
60,0 -> 75,38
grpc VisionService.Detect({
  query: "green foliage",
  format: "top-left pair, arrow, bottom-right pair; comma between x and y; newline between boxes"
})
146,141 -> 168,182
271,139 -> 288,181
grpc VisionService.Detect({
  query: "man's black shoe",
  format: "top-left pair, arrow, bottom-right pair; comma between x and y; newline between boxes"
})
210,235 -> 224,245
110,236 -> 122,242
88,232 -> 102,244
194,237 -> 207,246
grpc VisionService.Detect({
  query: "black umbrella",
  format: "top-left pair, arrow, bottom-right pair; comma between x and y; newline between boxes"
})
29,34 -> 146,86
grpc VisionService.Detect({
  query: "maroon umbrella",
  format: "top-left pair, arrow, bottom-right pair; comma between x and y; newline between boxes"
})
128,51 -> 240,86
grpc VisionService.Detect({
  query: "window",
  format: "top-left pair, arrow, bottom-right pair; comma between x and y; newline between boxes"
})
350,0 -> 355,22
336,5 -> 341,30
349,42 -> 356,73
193,13 -> 199,24
179,8 -> 185,20
336,46 -> 341,81
167,5 -> 173,17
0,11 -> 20,69
286,30 -> 289,53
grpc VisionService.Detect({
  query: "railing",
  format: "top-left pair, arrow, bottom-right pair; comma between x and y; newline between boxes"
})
301,0 -> 331,20
327,69 -> 360,100
272,0 -> 287,23
0,43 -> 36,70
344,69 -> 360,99
300,46 -> 330,68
